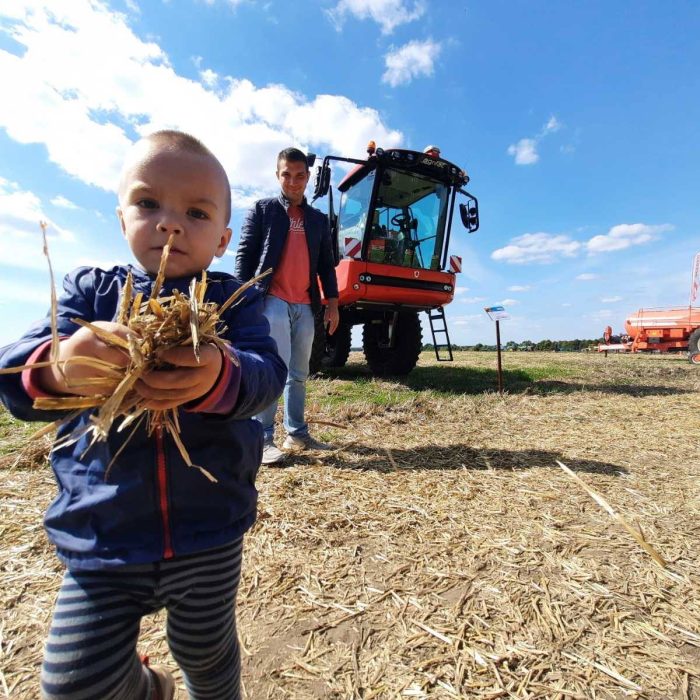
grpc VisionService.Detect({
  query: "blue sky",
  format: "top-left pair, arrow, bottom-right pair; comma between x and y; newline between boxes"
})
1,0 -> 698,347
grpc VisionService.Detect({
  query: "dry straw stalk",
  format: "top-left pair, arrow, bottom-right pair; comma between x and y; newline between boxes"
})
0,228 -> 271,480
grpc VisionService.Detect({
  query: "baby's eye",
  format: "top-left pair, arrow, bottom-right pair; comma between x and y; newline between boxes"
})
188,208 -> 210,220
136,198 -> 158,209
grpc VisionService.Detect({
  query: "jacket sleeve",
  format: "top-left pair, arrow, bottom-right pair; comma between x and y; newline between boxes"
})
316,212 -> 339,299
0,268 -> 97,422
220,285 -> 286,420
234,202 -> 263,282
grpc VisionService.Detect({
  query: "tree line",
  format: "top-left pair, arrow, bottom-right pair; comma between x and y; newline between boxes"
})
423,338 -> 603,352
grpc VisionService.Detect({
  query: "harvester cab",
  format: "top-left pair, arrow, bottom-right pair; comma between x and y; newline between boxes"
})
309,141 -> 479,376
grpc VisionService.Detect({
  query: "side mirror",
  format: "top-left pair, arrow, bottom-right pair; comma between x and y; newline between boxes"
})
312,162 -> 331,201
459,194 -> 479,233
306,153 -> 317,168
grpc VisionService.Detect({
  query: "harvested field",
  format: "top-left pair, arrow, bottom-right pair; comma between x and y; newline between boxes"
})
1,350 -> 699,699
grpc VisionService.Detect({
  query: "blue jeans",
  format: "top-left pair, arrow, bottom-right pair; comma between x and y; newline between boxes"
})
257,295 -> 315,442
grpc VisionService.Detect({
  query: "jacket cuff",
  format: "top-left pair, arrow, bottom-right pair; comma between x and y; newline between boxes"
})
185,347 -> 242,415
21,340 -> 59,399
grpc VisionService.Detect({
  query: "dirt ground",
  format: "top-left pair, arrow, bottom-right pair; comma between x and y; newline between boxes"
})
1,351 -> 699,699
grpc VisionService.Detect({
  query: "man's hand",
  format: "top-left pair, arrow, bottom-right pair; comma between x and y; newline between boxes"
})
38,322 -> 131,396
136,344 -> 223,410
324,298 -> 340,336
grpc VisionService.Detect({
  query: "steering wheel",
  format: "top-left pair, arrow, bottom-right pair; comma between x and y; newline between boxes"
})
390,213 -> 410,229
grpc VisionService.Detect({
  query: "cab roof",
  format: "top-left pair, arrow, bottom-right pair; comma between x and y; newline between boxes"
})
338,149 -> 469,192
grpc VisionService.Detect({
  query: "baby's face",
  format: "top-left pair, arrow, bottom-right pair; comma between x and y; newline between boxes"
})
117,145 -> 231,278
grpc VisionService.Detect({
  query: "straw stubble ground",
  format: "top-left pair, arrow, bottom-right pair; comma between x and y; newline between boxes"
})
1,351 -> 699,699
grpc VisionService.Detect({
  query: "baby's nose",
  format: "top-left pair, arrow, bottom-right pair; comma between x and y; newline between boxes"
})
157,216 -> 183,234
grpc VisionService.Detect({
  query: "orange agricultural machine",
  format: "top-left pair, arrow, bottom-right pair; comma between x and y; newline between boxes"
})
308,142 -> 479,376
598,253 -> 700,364
625,308 -> 700,362
599,307 -> 700,363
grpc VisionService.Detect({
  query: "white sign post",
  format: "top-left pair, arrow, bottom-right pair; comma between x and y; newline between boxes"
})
484,305 -> 510,394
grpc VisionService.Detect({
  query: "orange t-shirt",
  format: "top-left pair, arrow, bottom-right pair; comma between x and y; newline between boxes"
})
268,205 -> 311,304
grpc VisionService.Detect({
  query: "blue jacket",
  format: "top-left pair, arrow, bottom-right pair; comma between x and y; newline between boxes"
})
234,194 -> 338,312
0,265 -> 286,570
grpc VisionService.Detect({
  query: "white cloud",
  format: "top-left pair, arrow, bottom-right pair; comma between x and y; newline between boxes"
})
586,223 -> 672,254
199,68 -> 218,87
601,296 -> 623,303
499,298 -> 518,306
507,285 -> 530,292
491,232 -> 581,264
507,115 -> 563,166
0,177 -> 73,239
541,115 -> 561,135
507,138 -> 538,165
51,195 -> 79,209
326,0 -> 426,34
576,273 -> 598,280
199,0 -> 248,6
0,178 -> 78,272
382,39 -> 442,87
456,296 -> 486,304
492,221 -> 673,268
229,186 -> 273,212
0,1 -> 403,204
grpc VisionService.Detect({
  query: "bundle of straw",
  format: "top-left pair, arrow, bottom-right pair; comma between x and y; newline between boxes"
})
1,229 -> 270,482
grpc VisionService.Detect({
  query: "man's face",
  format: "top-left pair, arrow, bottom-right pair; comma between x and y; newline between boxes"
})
117,144 -> 232,278
276,158 -> 310,206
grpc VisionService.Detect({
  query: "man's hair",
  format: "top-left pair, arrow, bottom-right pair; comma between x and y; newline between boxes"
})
138,130 -> 232,224
277,147 -> 309,172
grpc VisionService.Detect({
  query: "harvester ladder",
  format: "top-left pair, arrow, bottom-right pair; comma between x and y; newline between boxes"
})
428,306 -> 453,361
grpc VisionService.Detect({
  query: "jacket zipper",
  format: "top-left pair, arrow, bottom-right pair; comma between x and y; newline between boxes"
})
155,426 -> 174,559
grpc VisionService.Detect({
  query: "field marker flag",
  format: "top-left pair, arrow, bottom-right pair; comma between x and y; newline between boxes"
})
691,252 -> 700,304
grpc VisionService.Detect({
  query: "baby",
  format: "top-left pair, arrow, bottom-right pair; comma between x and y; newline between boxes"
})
0,130 -> 286,700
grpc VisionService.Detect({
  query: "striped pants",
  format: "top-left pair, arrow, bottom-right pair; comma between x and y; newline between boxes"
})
40,537 -> 244,700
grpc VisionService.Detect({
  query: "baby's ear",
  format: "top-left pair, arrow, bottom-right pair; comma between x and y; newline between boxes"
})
116,206 -> 126,236
215,227 -> 233,257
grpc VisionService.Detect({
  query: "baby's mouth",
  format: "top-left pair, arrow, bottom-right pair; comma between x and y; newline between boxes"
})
155,246 -> 185,256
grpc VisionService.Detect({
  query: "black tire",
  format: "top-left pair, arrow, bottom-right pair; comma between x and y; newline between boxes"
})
362,312 -> 422,376
688,328 -> 700,365
309,315 -> 352,375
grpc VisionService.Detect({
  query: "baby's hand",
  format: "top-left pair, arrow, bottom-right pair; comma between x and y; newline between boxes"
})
39,322 -> 131,396
135,344 -> 223,410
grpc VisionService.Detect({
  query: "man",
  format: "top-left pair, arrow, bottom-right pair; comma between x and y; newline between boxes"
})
235,147 -> 339,464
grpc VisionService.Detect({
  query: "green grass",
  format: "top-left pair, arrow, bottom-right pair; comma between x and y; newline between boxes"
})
310,376 -> 422,409
0,410 -> 39,455
313,354 -> 577,399
310,348 -> 697,404
405,363 -> 574,393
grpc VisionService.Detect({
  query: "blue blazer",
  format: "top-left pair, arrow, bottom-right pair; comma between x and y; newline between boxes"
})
234,194 -> 338,312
